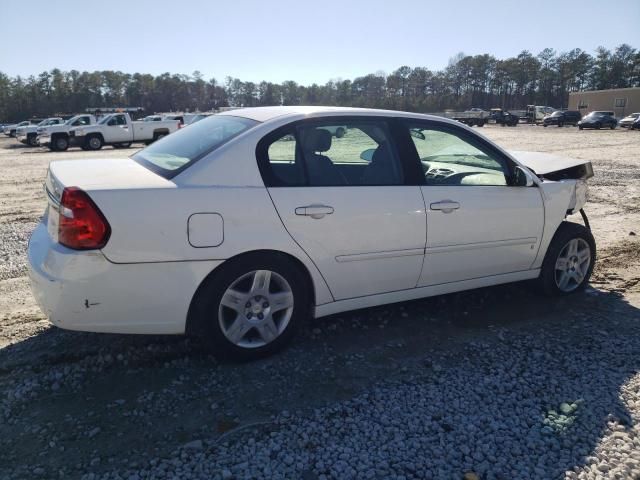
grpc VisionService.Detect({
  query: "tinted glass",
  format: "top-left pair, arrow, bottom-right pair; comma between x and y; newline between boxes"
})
133,115 -> 257,177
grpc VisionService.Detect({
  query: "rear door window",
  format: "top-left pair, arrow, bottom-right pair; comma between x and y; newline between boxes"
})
258,119 -> 404,187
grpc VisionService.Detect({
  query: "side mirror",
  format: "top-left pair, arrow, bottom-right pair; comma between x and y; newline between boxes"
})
513,165 -> 535,187
360,148 -> 375,162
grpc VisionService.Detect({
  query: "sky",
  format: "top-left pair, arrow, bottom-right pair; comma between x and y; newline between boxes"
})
1,0 -> 639,85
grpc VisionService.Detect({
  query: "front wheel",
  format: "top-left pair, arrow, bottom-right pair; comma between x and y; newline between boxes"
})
53,136 -> 69,151
537,222 -> 596,296
190,254 -> 310,360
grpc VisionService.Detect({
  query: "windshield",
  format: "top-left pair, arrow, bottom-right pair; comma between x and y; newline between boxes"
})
37,119 -> 48,126
132,115 -> 257,178
65,116 -> 79,125
551,111 -> 563,117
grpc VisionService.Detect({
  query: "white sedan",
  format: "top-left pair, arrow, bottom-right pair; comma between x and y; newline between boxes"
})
28,106 -> 596,360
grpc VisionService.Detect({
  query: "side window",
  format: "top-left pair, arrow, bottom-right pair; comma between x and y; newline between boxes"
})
408,124 -> 510,186
266,132 -> 305,186
297,121 -> 403,186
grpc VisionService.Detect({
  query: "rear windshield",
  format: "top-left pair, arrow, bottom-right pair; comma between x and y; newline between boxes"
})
132,115 -> 257,178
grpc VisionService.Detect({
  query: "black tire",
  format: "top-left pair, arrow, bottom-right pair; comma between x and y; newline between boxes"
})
85,134 -> 103,150
189,253 -> 310,361
579,125 -> 584,130
335,127 -> 346,138
558,122 -> 564,128
9,130 -> 16,137
152,132 -> 167,143
610,124 -> 616,130
537,222 -> 596,296
543,124 -> 548,127
27,134 -> 38,147
52,136 -> 69,152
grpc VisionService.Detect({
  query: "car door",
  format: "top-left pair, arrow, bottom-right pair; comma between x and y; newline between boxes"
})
105,114 -> 131,143
259,117 -> 426,301
402,120 -> 544,287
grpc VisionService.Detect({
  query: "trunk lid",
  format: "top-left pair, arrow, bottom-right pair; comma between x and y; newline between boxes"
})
45,157 -> 175,204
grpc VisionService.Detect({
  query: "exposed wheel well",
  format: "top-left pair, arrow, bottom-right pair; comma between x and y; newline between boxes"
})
185,249 -> 315,336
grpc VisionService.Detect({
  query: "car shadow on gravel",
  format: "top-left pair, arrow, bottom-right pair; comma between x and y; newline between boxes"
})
2,283 -> 640,479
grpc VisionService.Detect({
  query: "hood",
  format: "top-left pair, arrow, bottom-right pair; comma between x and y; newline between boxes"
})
509,151 -> 594,180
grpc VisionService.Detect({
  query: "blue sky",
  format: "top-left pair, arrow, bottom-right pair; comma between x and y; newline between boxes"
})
1,0 -> 638,84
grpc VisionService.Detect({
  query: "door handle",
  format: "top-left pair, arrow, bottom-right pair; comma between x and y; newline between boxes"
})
295,205 -> 334,218
430,200 -> 460,213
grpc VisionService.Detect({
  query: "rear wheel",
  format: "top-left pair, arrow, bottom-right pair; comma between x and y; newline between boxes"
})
537,222 -> 596,296
86,135 -> 103,150
27,134 -> 38,147
190,253 -> 310,360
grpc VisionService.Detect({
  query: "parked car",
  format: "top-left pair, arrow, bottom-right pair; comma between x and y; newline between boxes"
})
543,110 -> 581,127
3,120 -> 31,137
16,118 -> 65,146
28,106 -> 596,360
68,112 -> 180,150
488,108 -> 519,126
620,113 -> 640,128
578,112 -> 618,130
631,116 -> 640,130
37,114 -> 97,151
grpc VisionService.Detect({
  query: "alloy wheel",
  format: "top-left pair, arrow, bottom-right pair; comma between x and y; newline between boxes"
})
218,270 -> 294,348
554,238 -> 591,292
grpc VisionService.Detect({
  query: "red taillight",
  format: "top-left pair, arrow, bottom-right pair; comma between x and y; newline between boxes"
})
58,187 -> 111,250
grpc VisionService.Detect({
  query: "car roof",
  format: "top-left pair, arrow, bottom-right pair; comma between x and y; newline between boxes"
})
216,105 -> 450,123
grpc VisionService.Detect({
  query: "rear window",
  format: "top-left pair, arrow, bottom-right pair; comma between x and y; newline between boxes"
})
132,115 -> 257,178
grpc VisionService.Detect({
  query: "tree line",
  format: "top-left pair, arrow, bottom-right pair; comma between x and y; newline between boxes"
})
0,44 -> 638,122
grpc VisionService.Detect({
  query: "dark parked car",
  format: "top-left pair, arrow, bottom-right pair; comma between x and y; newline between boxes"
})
543,110 -> 582,127
578,112 -> 617,130
489,108 -> 519,126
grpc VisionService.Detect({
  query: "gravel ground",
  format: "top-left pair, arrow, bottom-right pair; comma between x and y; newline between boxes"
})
1,127 -> 639,480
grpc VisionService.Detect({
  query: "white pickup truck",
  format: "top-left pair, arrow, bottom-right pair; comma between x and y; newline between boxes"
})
68,113 -> 180,150
37,114 -> 97,151
16,118 -> 65,146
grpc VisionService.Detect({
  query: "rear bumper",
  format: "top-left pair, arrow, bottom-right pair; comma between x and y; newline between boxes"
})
28,220 -> 223,334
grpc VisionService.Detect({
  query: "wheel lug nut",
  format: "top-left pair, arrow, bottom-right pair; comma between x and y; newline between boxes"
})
257,313 -> 264,320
